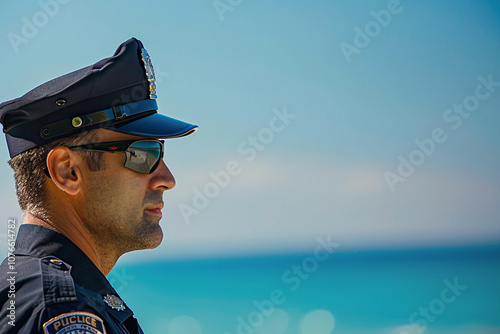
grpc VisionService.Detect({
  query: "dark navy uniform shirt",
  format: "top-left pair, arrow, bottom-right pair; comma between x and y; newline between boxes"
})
0,224 -> 144,333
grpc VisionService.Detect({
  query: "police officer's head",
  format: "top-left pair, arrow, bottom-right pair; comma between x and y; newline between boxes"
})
0,38 -> 197,251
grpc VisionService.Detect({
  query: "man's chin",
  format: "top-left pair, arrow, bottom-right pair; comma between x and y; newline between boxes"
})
134,222 -> 163,250
148,231 -> 163,250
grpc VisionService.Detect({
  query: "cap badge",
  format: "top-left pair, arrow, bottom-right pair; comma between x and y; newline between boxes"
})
140,48 -> 157,100
103,294 -> 126,311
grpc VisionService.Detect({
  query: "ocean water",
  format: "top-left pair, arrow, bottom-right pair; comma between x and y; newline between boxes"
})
109,246 -> 500,334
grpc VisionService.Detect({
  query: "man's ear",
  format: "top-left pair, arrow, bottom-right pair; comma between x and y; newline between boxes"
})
46,146 -> 83,196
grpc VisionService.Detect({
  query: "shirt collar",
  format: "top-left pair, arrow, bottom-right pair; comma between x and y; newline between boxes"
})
13,223 -> 116,294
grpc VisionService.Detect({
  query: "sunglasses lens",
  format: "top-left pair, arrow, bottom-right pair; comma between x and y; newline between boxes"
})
124,141 -> 162,174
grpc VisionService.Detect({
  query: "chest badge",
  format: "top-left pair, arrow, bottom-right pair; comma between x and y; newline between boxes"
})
103,294 -> 126,311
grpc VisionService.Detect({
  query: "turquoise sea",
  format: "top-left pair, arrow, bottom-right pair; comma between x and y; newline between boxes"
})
110,246 -> 500,334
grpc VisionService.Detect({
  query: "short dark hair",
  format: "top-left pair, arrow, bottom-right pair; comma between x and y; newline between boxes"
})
8,129 -> 104,215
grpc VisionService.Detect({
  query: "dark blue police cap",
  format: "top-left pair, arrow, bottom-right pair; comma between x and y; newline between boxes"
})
0,37 -> 198,158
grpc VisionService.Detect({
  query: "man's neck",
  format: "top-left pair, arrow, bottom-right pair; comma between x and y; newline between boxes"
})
23,211 -> 118,276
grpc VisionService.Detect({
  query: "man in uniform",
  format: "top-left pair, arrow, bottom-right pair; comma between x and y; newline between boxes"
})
0,37 -> 197,333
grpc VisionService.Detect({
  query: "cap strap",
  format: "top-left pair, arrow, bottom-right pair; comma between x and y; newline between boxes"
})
40,99 -> 158,139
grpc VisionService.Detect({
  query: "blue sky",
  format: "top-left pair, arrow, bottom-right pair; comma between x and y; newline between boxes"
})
0,0 -> 499,261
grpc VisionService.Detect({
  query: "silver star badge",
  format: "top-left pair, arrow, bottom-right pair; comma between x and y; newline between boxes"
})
103,294 -> 126,311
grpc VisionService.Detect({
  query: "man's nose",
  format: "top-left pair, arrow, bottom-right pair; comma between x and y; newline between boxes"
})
150,159 -> 176,191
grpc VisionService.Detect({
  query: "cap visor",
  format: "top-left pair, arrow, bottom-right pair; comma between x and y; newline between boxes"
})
107,113 -> 198,138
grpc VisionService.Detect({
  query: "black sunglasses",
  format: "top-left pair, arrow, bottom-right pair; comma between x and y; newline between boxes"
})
44,139 -> 165,177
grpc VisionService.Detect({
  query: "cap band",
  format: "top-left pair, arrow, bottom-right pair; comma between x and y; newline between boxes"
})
40,99 -> 158,139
